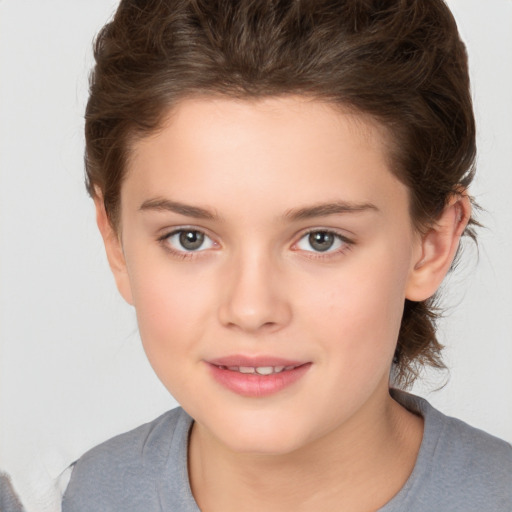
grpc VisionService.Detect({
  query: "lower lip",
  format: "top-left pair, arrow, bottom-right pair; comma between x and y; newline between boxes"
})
207,363 -> 312,397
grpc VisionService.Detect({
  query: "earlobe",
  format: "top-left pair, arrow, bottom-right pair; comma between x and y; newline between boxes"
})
405,193 -> 471,302
94,196 -> 134,305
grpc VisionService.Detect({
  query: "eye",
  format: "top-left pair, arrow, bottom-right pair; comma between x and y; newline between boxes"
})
163,229 -> 215,252
295,230 -> 348,253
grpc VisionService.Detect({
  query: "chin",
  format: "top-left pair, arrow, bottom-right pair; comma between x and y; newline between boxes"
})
204,411 -> 315,456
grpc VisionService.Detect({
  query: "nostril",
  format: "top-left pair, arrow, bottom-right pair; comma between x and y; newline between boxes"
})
217,262 -> 292,331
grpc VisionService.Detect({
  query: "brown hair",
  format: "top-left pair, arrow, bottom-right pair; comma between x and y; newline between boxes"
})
85,0 -> 477,387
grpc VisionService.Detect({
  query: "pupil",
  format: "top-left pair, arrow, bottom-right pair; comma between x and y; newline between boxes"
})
179,230 -> 204,250
309,231 -> 334,252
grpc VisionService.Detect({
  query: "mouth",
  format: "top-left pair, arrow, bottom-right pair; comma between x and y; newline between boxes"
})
213,364 -> 300,375
206,357 -> 311,397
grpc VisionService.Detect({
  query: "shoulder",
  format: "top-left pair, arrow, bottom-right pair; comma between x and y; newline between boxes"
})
429,406 -> 512,497
391,391 -> 512,512
62,407 -> 193,512
0,473 -> 25,512
438,410 -> 512,463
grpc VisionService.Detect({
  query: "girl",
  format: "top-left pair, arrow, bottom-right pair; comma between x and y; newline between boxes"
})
62,1 -> 512,510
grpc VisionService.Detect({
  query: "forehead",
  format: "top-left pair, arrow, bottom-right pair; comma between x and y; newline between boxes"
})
123,95 -> 408,221
132,95 -> 391,165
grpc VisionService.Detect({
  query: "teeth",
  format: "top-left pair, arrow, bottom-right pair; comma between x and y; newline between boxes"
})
239,366 -> 256,374
255,366 -> 274,375
222,365 -> 294,375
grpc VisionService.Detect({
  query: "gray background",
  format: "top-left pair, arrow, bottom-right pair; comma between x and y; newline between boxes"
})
1,1 -> 511,510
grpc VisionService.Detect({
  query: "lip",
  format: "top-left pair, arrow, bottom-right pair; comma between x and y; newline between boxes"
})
206,355 -> 311,397
208,355 -> 305,368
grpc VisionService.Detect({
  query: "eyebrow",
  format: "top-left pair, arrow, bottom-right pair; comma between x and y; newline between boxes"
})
284,201 -> 379,221
139,198 -> 379,222
139,198 -> 217,220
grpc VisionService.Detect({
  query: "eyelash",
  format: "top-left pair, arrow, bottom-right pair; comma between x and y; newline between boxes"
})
158,228 -> 217,260
293,229 -> 354,259
157,228 -> 354,260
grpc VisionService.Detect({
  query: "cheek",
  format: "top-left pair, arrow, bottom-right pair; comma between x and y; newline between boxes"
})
298,247 -> 410,362
126,258 -> 215,367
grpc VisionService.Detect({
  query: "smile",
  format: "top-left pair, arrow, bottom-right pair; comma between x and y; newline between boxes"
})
207,359 -> 311,397
215,365 -> 298,375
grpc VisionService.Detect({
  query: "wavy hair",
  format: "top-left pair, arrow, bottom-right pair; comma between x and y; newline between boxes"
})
85,0 -> 477,387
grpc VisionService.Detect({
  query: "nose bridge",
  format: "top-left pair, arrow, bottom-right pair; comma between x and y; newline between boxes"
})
218,242 -> 291,333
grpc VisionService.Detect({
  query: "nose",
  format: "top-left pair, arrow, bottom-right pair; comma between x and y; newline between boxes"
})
217,250 -> 292,334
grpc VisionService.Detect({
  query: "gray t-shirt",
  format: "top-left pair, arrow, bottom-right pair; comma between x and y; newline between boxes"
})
62,392 -> 512,511
0,473 -> 25,512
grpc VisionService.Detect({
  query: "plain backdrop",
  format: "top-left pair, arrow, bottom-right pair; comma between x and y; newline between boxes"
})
1,1 -> 511,510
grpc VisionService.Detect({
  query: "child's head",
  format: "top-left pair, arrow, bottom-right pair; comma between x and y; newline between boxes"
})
86,0 -> 475,391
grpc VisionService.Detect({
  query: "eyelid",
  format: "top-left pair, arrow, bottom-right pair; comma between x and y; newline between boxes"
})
158,226 -> 219,254
292,228 -> 354,255
156,225 -> 353,258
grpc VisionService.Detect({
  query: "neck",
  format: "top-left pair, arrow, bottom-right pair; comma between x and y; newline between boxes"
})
188,389 -> 423,512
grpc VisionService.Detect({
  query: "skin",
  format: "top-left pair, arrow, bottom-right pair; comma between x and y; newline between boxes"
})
96,96 -> 470,511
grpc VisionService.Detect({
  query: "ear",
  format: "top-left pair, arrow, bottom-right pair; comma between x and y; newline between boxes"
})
94,195 -> 134,305
406,193 -> 471,302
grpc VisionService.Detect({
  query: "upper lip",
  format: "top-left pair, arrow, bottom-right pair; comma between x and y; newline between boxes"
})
207,355 -> 307,368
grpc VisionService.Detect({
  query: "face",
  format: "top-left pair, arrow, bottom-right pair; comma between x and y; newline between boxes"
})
109,96 -> 424,454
